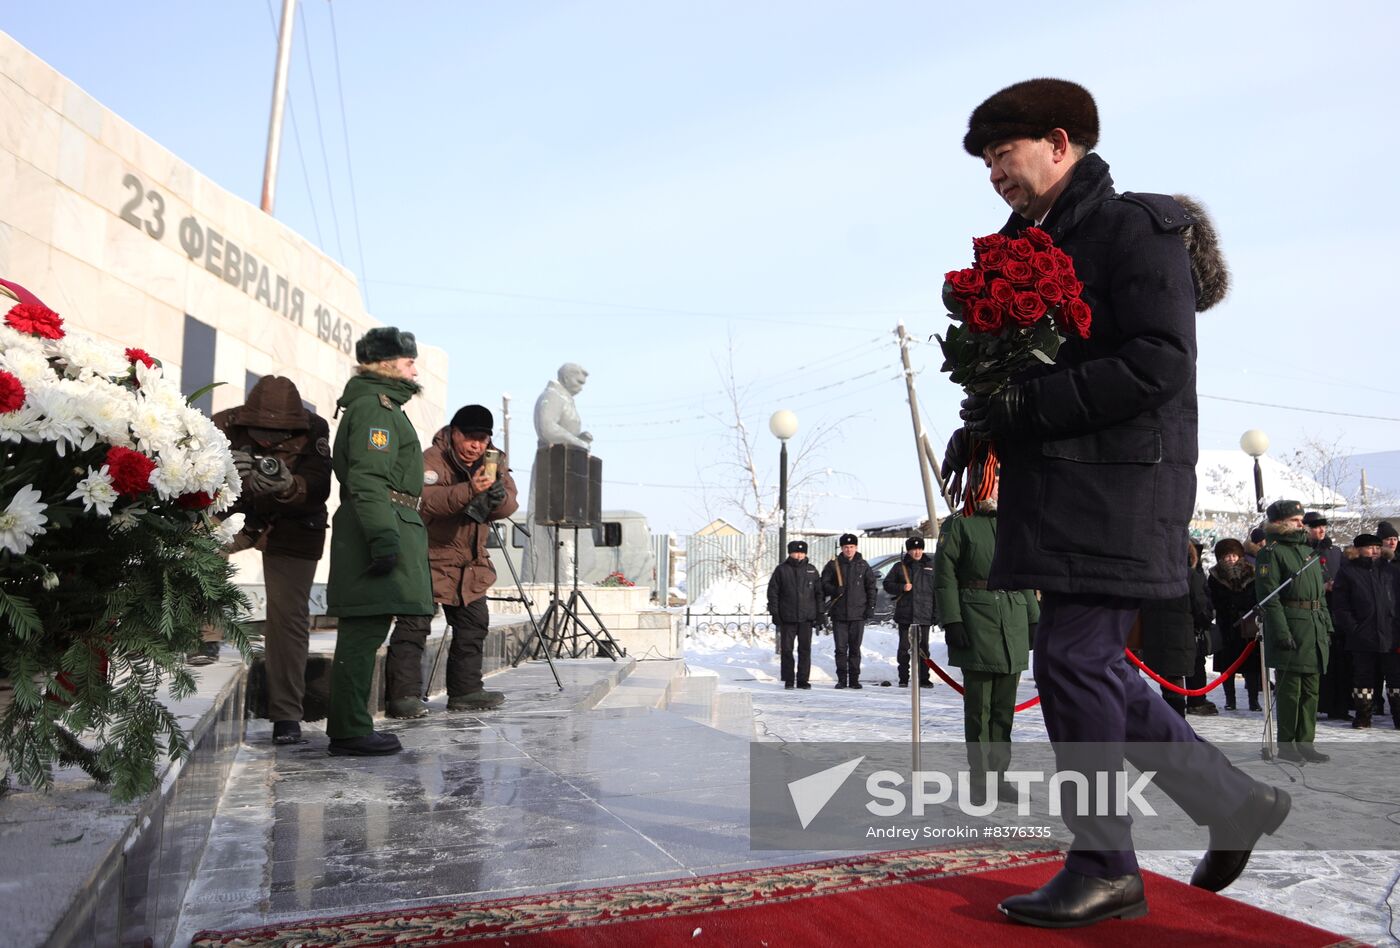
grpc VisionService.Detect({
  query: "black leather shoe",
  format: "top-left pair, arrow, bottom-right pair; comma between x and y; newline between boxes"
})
919,679 -> 933,688
272,720 -> 305,745
849,681 -> 864,690
998,868 -> 1146,928
1274,743 -> 1305,763
797,682 -> 811,690
834,681 -> 848,690
328,731 -> 403,756
1297,744 -> 1329,763
1190,780 -> 1291,892
784,682 -> 795,690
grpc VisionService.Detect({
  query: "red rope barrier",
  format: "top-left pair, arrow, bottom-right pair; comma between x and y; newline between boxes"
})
1125,639 -> 1259,696
922,657 -> 1042,712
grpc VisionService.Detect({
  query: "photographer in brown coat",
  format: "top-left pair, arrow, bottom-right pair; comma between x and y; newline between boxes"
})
385,405 -> 519,716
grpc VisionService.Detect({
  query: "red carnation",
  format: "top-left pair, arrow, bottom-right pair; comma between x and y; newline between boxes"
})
177,490 -> 215,510
988,278 -> 1016,305
125,348 -> 157,369
967,298 -> 1004,333
946,267 -> 985,299
5,302 -> 65,340
106,446 -> 156,496
1007,238 -> 1035,261
1060,298 -> 1093,339
1011,291 -> 1047,326
1003,259 -> 1035,286
0,369 -> 24,413
1024,227 -> 1053,251
1036,277 -> 1065,304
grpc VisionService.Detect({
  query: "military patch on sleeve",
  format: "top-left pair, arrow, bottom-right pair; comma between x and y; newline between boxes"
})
315,436 -> 331,457
1259,562 -> 1270,578
368,428 -> 391,452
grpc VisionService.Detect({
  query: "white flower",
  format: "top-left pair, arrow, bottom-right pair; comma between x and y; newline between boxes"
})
212,512 -> 245,546
129,398 -> 177,456
0,346 -> 54,387
73,378 -> 136,447
109,505 -> 144,533
41,571 -> 59,590
54,331 -> 129,380
150,445 -> 195,500
0,484 -> 48,554
0,323 -> 45,355
0,402 -> 42,443
68,465 -> 118,516
27,380 -> 94,455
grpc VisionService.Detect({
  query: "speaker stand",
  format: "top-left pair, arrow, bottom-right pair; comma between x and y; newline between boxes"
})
532,526 -> 625,660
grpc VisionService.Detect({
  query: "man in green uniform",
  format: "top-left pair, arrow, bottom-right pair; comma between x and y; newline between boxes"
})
1255,499 -> 1331,763
934,476 -> 1038,804
324,327 -> 434,756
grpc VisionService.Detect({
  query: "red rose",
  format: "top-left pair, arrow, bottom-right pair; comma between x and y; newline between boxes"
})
1007,238 -> 1034,261
946,267 -> 985,298
125,347 -> 157,369
1035,277 -> 1064,303
967,298 -> 1004,333
1024,227 -> 1053,250
5,302 -> 65,340
0,369 -> 24,413
1002,259 -> 1034,285
106,446 -> 156,496
988,278 -> 1016,304
1010,291 -> 1047,326
177,490 -> 215,510
1060,298 -> 1092,339
1030,251 -> 1058,277
977,246 -> 1008,269
1052,247 -> 1074,271
1057,270 -> 1084,296
972,233 -> 1008,253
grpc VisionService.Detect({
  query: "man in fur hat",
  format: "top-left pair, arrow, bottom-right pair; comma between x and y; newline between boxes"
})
952,78 -> 1287,928
821,533 -> 879,689
209,377 -> 332,745
1331,534 -> 1400,728
767,540 -> 824,690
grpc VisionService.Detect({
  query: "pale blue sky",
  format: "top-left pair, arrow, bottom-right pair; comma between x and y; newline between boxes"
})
6,1 -> 1398,532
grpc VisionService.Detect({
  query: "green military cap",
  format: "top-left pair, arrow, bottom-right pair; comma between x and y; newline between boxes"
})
1265,499 -> 1304,522
355,327 -> 418,364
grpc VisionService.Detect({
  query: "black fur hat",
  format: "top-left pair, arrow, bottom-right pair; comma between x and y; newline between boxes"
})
451,404 -> 494,435
905,536 -> 925,550
964,78 -> 1099,157
355,327 -> 418,364
787,540 -> 808,554
1266,499 -> 1304,522
1354,533 -> 1381,548
839,533 -> 859,547
1379,521 -> 1399,540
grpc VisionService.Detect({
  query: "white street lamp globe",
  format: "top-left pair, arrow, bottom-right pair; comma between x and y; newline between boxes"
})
1239,429 -> 1270,458
769,409 -> 799,441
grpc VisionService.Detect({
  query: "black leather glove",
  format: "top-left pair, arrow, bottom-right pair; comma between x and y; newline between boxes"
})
941,428 -> 970,508
231,449 -> 256,481
249,457 -> 294,497
484,480 -> 508,508
367,553 -> 398,576
960,385 -> 1026,441
464,492 -> 493,523
944,622 -> 970,650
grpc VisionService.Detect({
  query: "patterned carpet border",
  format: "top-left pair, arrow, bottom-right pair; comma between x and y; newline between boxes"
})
192,847 -> 1063,947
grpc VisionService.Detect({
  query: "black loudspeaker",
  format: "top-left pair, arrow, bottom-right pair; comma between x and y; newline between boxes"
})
533,445 -> 602,526
593,522 -> 622,547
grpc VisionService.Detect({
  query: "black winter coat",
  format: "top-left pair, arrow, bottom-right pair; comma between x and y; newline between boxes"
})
1208,562 -> 1256,672
1332,558 -> 1398,653
882,553 -> 937,625
1140,569 -> 1212,678
767,556 -> 824,624
822,553 -> 879,621
987,154 -> 1203,600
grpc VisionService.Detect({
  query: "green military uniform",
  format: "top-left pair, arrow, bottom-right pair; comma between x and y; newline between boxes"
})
325,370 -> 434,740
1255,526 -> 1331,749
934,510 -> 1039,779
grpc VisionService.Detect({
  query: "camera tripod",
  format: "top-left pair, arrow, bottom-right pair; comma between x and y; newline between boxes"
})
525,525 -> 624,661
475,520 -> 562,690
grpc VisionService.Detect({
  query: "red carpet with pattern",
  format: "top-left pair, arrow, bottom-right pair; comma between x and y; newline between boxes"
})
191,848 -> 1361,947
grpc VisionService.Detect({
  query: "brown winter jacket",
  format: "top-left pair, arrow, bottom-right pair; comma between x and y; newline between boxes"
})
419,426 -> 519,606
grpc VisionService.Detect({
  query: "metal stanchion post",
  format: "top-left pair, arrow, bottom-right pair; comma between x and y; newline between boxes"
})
910,624 -> 921,774
1258,632 -> 1276,759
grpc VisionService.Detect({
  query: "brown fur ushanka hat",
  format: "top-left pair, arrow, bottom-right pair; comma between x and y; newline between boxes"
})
964,78 -> 1099,157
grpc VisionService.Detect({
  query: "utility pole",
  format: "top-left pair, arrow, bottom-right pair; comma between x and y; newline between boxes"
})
502,393 -> 511,459
260,0 -> 297,213
896,323 -> 945,539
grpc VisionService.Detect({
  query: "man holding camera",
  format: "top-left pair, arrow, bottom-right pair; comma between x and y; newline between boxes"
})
385,404 -> 518,716
212,375 -> 332,745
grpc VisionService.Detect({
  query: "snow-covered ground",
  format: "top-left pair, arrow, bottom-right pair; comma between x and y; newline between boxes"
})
684,621 -> 1400,944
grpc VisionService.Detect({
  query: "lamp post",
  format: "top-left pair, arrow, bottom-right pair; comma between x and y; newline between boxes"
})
770,410 -> 799,560
1240,429 -> 1270,514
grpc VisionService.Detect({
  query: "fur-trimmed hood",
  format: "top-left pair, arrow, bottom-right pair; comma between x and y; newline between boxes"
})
1174,195 -> 1230,312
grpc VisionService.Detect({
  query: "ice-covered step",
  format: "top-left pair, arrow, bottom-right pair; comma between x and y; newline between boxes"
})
593,659 -> 684,709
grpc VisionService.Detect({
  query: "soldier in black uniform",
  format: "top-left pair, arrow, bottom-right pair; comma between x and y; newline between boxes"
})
766,540 -> 823,690
821,533 -> 879,689
883,536 -> 936,687
214,376 -> 332,745
1332,534 -> 1400,728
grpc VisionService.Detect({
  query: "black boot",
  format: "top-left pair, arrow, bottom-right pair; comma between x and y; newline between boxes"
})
1352,691 -> 1373,729
328,731 -> 403,756
1190,780 -> 1291,892
1248,692 -> 1262,712
998,868 -> 1147,928
1223,681 -> 1236,711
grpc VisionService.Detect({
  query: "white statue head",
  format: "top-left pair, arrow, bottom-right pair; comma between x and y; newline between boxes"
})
558,363 -> 589,395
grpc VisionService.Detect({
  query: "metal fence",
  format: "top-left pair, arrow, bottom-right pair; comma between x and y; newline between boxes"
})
683,531 -> 908,607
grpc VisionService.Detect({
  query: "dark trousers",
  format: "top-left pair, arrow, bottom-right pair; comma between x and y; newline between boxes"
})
1185,634 -> 1210,708
1320,637 -> 1352,715
897,624 -> 932,684
779,622 -> 813,686
1034,593 -> 1256,878
1351,650 -> 1400,703
386,599 -> 491,700
832,620 -> 865,684
263,552 -> 319,723
328,614 -> 391,739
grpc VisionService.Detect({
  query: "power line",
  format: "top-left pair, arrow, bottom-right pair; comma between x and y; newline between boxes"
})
1200,394 -> 1400,423
263,0 -> 323,245
296,1 -> 345,260
326,0 -> 371,311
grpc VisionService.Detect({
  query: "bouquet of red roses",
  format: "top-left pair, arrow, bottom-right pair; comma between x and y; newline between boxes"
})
936,226 -> 1090,395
